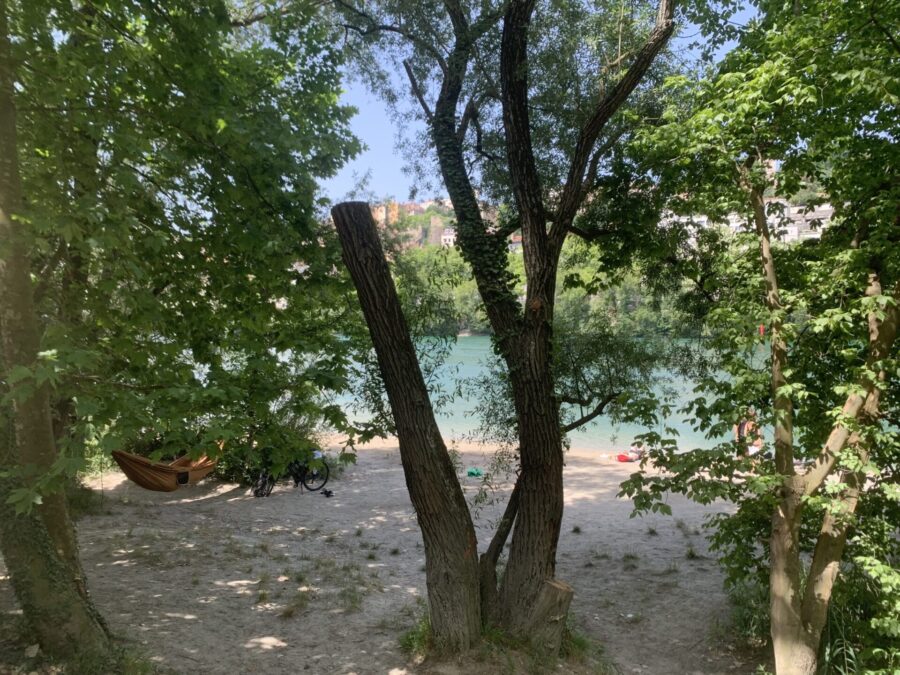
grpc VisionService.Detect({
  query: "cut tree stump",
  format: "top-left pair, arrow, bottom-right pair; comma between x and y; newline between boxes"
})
522,578 -> 574,655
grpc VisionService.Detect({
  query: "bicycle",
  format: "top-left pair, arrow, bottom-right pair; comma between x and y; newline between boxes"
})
253,452 -> 329,498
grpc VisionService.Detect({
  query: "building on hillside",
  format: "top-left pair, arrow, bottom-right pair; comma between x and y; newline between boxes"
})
386,200 -> 400,226
667,200 -> 832,246
441,227 -> 457,247
508,233 -> 523,252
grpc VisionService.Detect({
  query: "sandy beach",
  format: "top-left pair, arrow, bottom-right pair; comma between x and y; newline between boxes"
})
0,439 -> 758,674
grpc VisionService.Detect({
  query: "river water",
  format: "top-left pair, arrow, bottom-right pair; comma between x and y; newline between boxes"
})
429,335 -> 717,452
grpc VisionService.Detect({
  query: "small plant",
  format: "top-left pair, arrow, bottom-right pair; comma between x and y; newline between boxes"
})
662,560 -> 680,575
338,586 -> 364,611
279,589 -> 314,618
686,545 -> 700,560
560,623 -> 591,661
571,525 -> 582,534
399,613 -> 432,657
354,527 -> 363,537
646,526 -> 658,536
366,552 -> 378,561
256,590 -> 269,604
390,548 -> 400,556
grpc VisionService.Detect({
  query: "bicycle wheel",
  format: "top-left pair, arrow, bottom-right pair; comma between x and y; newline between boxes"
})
301,461 -> 329,491
253,471 -> 276,498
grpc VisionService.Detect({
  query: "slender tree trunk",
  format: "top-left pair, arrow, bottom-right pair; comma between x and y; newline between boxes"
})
0,0 -> 110,656
746,175 -> 808,673
749,164 -> 900,674
769,481 -> 812,674
495,320 -> 571,647
332,202 -> 481,651
787,276 -> 899,674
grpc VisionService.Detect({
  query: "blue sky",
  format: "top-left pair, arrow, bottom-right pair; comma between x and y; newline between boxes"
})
321,82 -> 424,202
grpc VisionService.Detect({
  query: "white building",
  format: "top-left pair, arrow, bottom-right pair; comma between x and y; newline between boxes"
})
440,227 -> 457,247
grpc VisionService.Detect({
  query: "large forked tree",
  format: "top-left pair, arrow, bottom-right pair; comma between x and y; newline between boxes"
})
332,0 -> 676,649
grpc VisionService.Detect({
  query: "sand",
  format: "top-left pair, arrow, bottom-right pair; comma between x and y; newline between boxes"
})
0,439 -> 759,674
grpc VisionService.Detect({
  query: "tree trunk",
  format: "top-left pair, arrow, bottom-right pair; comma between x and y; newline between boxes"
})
769,481 -> 809,675
332,202 -> 481,651
0,426 -> 110,661
0,0 -> 110,656
495,326 -> 566,640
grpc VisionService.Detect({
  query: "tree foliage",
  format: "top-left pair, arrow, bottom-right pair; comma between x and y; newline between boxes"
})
620,1 -> 900,669
4,0 -> 362,501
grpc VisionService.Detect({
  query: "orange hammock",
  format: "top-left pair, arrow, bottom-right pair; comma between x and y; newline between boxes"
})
111,450 -> 217,492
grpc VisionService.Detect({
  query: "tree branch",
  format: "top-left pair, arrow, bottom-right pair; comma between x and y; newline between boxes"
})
500,0 -> 548,240
869,2 -> 900,55
561,392 -> 620,433
403,60 -> 434,122
334,0 -> 448,76
457,95 -> 478,143
229,3 -> 300,28
578,126 -> 628,203
551,0 -> 675,243
479,475 -> 521,611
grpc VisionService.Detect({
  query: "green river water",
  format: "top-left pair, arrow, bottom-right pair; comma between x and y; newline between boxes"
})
428,335 -> 719,452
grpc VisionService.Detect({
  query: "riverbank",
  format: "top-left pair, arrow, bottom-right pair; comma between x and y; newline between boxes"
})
0,438 -> 755,674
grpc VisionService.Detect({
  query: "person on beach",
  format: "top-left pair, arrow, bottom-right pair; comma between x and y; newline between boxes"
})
617,442 -> 645,463
734,408 -> 764,458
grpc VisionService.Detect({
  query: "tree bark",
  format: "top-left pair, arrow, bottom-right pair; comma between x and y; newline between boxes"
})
0,420 -> 110,661
0,0 -> 110,656
332,202 -> 481,651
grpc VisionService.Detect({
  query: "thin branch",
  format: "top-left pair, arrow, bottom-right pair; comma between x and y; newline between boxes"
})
479,474 -> 521,607
869,2 -> 900,55
402,60 -> 434,122
802,280 -> 900,496
561,392 -> 620,433
229,3 -> 297,28
577,125 -> 628,204
457,96 -> 478,142
551,0 -> 675,243
335,0 -> 448,76
494,216 -> 520,240
71,374 -> 169,391
32,243 -> 68,303
471,111 -> 504,164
